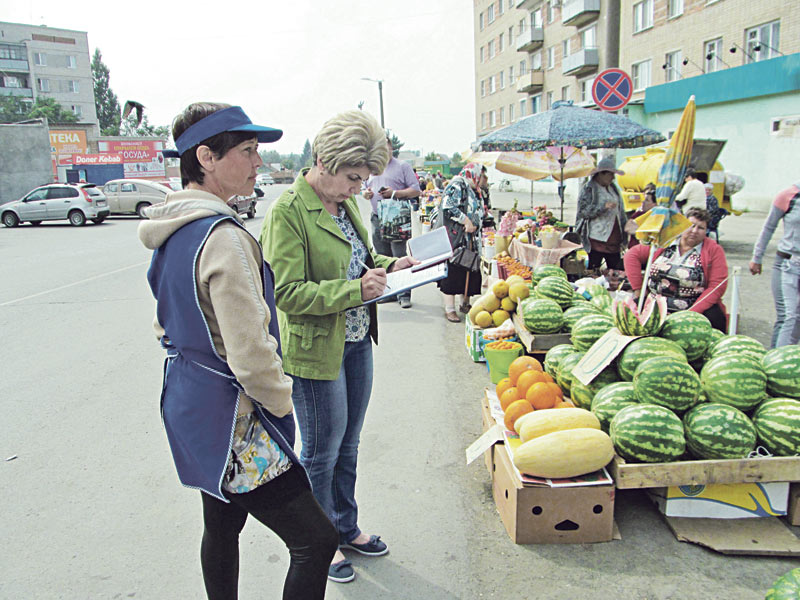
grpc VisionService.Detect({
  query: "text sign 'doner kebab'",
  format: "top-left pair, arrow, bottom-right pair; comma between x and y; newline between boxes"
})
591,69 -> 633,112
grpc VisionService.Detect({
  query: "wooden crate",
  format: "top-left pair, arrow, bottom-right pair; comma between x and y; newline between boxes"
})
511,311 -> 571,353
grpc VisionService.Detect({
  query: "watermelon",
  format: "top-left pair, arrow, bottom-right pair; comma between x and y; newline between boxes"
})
591,382 -> 637,433
702,328 -> 727,359
658,311 -> 713,362
571,313 -> 615,352
522,298 -> 564,333
700,354 -> 767,411
613,294 -> 667,336
533,264 -> 567,284
543,344 -> 577,378
683,403 -> 757,459
571,291 -> 590,304
590,294 -> 613,313
762,345 -> 800,399
562,303 -> 601,333
617,336 -> 687,381
535,276 -> 574,309
556,351 -> 585,396
765,567 -> 800,600
586,283 -> 608,299
569,366 -> 619,410
752,398 -> 800,456
633,356 -> 701,412
610,404 -> 686,463
706,334 -> 766,361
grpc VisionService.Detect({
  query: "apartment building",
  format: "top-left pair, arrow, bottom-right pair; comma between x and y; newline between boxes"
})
474,0 -> 620,139
0,22 -> 99,133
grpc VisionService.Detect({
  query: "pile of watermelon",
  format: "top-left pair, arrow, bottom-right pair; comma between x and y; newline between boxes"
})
542,308 -> 800,464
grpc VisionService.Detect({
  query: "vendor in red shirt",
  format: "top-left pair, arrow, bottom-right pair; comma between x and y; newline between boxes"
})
624,207 -> 728,332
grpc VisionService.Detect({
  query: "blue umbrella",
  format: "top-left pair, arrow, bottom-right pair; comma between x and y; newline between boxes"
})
476,101 -> 665,220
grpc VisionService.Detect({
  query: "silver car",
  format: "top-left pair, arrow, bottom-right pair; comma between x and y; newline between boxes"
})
102,179 -> 172,218
1,183 -> 110,227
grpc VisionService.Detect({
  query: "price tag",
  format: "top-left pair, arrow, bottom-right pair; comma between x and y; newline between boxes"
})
465,424 -> 504,465
573,329 -> 639,386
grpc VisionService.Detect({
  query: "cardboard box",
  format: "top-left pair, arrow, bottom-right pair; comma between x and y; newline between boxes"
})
491,444 -> 615,544
511,311 -> 571,352
649,482 -> 789,519
788,483 -> 800,526
480,393 -> 497,475
465,319 -> 487,362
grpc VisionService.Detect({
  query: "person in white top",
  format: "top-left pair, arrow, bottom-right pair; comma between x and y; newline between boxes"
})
675,169 -> 706,212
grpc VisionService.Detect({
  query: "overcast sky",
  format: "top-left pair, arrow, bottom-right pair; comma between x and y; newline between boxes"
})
2,1 -> 477,158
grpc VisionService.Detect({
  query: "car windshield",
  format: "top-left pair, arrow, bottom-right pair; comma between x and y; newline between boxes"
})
84,188 -> 104,197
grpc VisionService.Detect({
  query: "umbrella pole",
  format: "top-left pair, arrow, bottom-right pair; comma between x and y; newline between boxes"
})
637,244 -> 657,313
559,147 -> 566,222
530,180 -> 534,210
728,266 -> 741,334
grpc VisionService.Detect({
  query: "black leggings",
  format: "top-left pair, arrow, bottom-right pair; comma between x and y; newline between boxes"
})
588,249 -> 623,270
200,466 -> 338,600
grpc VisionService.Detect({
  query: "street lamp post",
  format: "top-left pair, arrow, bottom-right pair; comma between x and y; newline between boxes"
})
361,77 -> 384,128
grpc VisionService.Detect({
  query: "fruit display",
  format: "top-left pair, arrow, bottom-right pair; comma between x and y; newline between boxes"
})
468,275 -> 530,328
485,340 -> 520,350
521,297 -> 563,334
590,382 -> 638,433
512,427 -> 615,478
515,407 -> 600,441
612,295 -> 667,336
610,404 -> 687,463
633,355 -> 701,412
683,403 -> 757,459
562,303 -> 601,333
616,336 -> 686,381
761,345 -> 800,399
570,313 -> 614,351
705,334 -> 766,361
658,311 -> 713,361
752,398 -> 800,457
543,344 -> 577,378
699,354 -> 766,411
497,356 -> 571,432
569,366 -> 619,410
555,351 -> 585,396
535,275 -> 574,309
532,264 -> 568,284
495,253 -> 532,281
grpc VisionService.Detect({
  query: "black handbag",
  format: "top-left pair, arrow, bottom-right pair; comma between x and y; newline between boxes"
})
449,230 -> 481,272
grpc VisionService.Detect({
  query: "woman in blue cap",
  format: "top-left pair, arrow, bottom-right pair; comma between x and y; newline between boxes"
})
139,102 -> 337,600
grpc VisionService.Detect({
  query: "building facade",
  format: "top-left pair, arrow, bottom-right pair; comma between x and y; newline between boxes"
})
474,0 -> 620,138
0,21 -> 99,134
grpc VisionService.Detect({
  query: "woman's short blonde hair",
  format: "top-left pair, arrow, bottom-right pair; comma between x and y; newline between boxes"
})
312,110 -> 389,175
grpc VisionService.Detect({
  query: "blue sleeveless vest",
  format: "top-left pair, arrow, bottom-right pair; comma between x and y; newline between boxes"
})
147,215 -> 303,501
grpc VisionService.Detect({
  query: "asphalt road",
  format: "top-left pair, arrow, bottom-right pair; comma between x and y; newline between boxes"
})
0,184 -> 796,599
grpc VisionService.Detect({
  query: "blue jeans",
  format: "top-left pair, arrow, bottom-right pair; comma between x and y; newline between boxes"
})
289,336 -> 373,544
771,255 -> 800,348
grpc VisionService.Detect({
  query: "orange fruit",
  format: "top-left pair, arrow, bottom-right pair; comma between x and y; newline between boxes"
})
499,387 -> 521,411
554,400 -> 576,408
515,370 -> 551,398
495,377 -> 514,400
526,381 -> 561,410
544,381 -> 563,399
504,399 -> 533,431
507,355 -> 543,385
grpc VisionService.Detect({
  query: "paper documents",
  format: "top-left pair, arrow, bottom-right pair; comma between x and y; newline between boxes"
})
362,262 -> 448,305
406,227 -> 453,272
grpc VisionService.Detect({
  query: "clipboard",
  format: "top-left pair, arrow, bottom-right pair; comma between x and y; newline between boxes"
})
362,262 -> 448,305
406,227 -> 453,272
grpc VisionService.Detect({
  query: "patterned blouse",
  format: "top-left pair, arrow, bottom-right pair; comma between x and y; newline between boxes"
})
222,411 -> 291,494
332,204 -> 370,342
646,240 -> 706,312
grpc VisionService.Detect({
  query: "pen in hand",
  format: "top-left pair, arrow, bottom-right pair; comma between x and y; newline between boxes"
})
355,257 -> 391,291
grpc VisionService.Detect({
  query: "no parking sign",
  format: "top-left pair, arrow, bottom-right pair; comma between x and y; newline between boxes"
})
591,69 -> 633,112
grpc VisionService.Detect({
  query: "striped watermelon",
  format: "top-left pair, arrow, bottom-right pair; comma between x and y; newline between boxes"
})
521,298 -> 564,333
633,356 -> 701,412
700,354 -> 767,411
658,311 -> 713,362
703,328 -> 727,359
586,283 -> 608,299
571,291 -> 590,304
543,344 -> 577,378
753,398 -> 800,456
706,334 -> 766,361
762,345 -> 800,399
590,294 -> 614,313
569,367 -> 619,409
571,313 -> 615,351
613,294 -> 667,336
533,264 -> 568,284
683,403 -> 757,459
536,276 -> 574,309
766,568 -> 800,600
556,351 -> 585,396
610,404 -> 686,463
562,303 -> 601,333
617,336 -> 687,381
591,382 -> 637,433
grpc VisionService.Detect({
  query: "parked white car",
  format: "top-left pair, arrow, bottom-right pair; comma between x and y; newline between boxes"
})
1,183 -> 109,227
102,179 -> 172,218
256,174 -> 274,187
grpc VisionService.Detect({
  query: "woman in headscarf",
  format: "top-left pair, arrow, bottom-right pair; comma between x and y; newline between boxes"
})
436,162 -> 484,322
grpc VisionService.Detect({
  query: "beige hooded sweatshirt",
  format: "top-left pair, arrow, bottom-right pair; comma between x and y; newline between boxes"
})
138,189 -> 293,418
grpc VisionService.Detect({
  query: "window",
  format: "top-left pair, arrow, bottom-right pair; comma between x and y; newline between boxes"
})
488,39 -> 495,60
499,33 -> 505,53
481,80 -> 486,97
488,4 -> 495,24
520,59 -> 528,76
509,65 -> 515,84
480,46 -> 485,63
704,38 -> 723,72
531,94 -> 541,114
68,80 -> 79,93
632,59 -> 652,91
122,182 -> 137,192
480,12 -> 485,31
106,183 -> 118,193
547,46 -> 555,69
2,75 -> 22,88
746,20 -> 781,63
518,18 -> 526,36
520,98 -> 527,118
667,0 -> 683,19
633,0 -> 654,33
499,71 -> 505,90
531,51 -> 542,70
664,50 -> 682,82
546,1 -> 555,24
0,44 -> 27,60
500,107 -> 505,125
579,79 -> 591,103
532,8 -> 543,29
546,91 -> 554,110
489,75 -> 497,94
561,85 -> 570,101
37,78 -> 49,92
508,26 -> 514,45
490,110 -> 496,128
580,25 -> 597,50
48,187 -> 79,199
508,0 -> 513,10
71,105 -> 82,118
509,103 -> 515,122
481,113 -> 486,130
562,40 -> 570,59
66,55 -> 77,69
499,0 -> 504,15
33,52 -> 46,66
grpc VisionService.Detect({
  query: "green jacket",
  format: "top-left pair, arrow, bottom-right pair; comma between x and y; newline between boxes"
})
260,170 -> 397,380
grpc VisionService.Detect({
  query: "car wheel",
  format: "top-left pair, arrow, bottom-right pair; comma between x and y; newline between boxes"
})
30,220 -> 42,226
2,212 -> 19,228
136,203 -> 151,219
68,210 -> 86,226
91,217 -> 106,224
247,203 -> 256,219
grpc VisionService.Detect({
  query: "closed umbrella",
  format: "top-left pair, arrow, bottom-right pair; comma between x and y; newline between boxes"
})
476,101 -> 665,220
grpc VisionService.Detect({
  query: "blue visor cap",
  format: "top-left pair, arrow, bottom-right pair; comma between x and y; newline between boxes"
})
168,106 -> 282,157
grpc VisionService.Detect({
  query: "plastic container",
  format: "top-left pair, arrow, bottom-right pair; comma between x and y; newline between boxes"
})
483,342 -> 524,384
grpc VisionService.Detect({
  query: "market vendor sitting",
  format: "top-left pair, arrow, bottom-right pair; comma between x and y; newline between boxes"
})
623,207 -> 728,332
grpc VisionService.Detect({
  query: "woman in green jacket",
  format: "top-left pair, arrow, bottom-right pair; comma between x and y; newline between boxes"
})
260,110 -> 417,584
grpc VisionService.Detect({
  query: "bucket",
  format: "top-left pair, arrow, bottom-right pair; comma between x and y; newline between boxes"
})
539,230 -> 560,249
483,342 -> 524,384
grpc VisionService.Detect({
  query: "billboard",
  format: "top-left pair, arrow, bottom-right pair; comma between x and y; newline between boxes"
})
98,139 -> 165,178
50,130 -> 87,155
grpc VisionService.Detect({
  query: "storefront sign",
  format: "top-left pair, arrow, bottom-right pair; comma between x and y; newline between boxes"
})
98,139 -> 166,178
50,130 -> 87,155
73,153 -> 123,165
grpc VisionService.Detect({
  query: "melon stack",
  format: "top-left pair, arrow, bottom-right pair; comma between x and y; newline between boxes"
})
468,275 -> 531,329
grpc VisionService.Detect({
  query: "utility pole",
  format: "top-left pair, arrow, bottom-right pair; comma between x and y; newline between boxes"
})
361,77 -> 384,128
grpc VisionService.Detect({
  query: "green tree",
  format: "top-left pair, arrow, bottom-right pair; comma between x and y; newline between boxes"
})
450,151 -> 466,172
425,151 -> 440,162
259,149 -> 281,166
387,132 -> 403,157
0,96 -> 31,123
91,48 -> 121,136
121,113 -> 169,138
300,139 -> 312,168
26,97 -> 78,124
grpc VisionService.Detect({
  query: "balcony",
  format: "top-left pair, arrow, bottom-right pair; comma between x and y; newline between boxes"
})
0,58 -> 30,72
562,0 -> 600,27
517,70 -> 544,93
516,27 -> 544,53
516,0 -> 538,9
0,87 -> 34,98
563,48 -> 599,76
